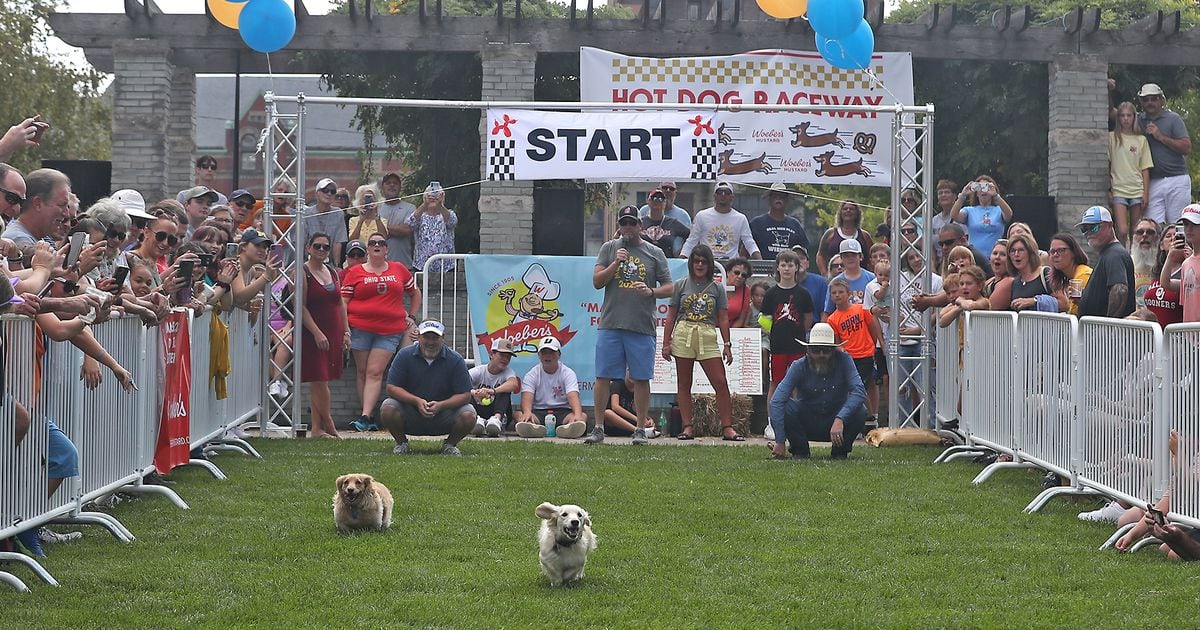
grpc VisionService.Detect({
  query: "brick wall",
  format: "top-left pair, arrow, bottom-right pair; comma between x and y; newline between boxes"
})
479,47 -> 537,255
111,41 -> 175,202
1047,53 -> 1109,236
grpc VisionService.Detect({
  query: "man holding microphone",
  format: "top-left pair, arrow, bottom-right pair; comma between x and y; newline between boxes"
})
585,205 -> 673,445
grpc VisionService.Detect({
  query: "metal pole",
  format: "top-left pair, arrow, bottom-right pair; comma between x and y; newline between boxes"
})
232,51 -> 241,190
260,92 -> 276,435
919,111 -> 935,430
291,94 -> 307,437
887,111 -> 902,431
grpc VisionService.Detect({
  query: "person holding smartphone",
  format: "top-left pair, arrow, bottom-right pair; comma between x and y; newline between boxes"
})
1159,204 -> 1200,322
950,175 -> 1013,259
404,181 -> 457,274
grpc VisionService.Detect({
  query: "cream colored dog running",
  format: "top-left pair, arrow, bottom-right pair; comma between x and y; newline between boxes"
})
333,473 -> 394,533
535,502 -> 597,586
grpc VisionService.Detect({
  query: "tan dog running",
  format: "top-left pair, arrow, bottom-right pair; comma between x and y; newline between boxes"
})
333,473 -> 394,533
535,502 -> 597,586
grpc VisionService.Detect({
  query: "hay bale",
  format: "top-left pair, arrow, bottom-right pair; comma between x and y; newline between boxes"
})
691,394 -> 753,437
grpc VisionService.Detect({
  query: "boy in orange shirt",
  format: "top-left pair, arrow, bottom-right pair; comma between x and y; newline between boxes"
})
826,278 -> 883,417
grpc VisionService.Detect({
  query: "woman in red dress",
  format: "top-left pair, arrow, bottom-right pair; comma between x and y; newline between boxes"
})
301,232 -> 350,438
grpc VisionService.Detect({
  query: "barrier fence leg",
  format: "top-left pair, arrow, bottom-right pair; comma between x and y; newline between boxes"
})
1023,485 -> 1100,513
0,570 -> 29,592
182,457 -> 227,481
122,480 -> 190,510
971,461 -> 1038,485
1100,522 -> 1136,551
0,552 -> 59,587
934,444 -> 987,464
53,512 -> 135,543
1130,536 -> 1163,553
207,438 -> 263,459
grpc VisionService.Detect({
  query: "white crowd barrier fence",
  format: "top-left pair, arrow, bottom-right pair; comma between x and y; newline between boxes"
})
933,317 -> 960,429
1163,323 -> 1200,530
0,309 -> 263,592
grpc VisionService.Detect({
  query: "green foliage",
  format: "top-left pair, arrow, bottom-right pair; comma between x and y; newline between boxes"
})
10,439 -> 1200,625
889,0 -> 1200,27
0,0 -> 111,173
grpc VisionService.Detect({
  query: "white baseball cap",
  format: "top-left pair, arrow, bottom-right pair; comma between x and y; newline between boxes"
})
417,320 -> 445,336
1180,204 -> 1200,225
111,189 -> 155,220
838,239 -> 863,255
537,337 -> 561,352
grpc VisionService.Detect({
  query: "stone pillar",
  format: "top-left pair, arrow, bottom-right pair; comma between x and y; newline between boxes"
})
478,47 -> 537,254
1047,54 -> 1109,234
167,69 -> 197,197
111,41 -> 175,202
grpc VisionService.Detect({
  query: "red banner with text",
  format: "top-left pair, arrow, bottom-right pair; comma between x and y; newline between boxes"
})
154,311 -> 192,473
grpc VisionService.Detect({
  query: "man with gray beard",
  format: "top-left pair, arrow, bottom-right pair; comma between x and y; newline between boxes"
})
768,322 -> 867,460
1131,218 -> 1160,305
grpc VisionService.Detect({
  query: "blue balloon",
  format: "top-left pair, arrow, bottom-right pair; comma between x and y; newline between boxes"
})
238,0 -> 296,54
816,20 -> 875,71
808,0 -> 864,40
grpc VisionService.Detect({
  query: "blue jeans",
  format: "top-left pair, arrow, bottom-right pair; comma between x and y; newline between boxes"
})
782,399 -> 867,458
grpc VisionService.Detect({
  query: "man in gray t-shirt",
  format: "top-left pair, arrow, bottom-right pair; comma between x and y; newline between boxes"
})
1136,83 -> 1193,225
301,178 -> 349,262
585,205 -> 673,446
377,172 -> 416,269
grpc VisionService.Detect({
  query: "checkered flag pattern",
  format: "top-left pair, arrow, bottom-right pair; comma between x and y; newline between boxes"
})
488,139 -> 516,181
691,138 -> 719,181
611,58 -> 885,90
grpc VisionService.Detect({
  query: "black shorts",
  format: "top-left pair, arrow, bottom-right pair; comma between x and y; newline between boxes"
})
852,356 -> 874,387
873,347 -> 888,379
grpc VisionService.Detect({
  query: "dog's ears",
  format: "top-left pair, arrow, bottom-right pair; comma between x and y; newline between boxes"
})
335,475 -> 348,491
535,502 -> 559,520
362,475 -> 373,488
581,510 -> 592,528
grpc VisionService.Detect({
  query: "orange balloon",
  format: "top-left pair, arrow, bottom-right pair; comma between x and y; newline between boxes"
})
208,0 -> 249,30
756,0 -> 809,19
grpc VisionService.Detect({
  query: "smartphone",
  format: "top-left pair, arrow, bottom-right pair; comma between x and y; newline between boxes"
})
224,242 -> 238,259
35,278 -> 57,299
1176,221 -> 1187,249
1147,504 -> 1167,527
198,253 -> 214,268
31,121 -> 50,144
111,264 -> 130,291
176,260 -> 195,303
270,243 -> 284,259
64,232 -> 88,269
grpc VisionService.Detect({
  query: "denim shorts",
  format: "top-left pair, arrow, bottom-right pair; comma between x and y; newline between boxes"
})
1111,196 -> 1142,207
595,329 -> 656,381
350,328 -> 404,353
47,418 -> 79,479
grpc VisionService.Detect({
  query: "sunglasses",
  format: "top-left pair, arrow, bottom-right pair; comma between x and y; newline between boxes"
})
900,227 -> 918,235
319,187 -> 336,195
153,231 -> 179,246
347,250 -> 366,257
233,199 -> 254,209
368,240 -> 388,247
660,186 -> 676,191
938,238 -> 958,248
1134,229 -> 1158,236
1080,224 -> 1102,235
808,347 -> 835,355
831,263 -> 845,269
728,270 -> 748,277
106,228 -> 127,241
0,187 -> 25,207
310,243 -> 331,251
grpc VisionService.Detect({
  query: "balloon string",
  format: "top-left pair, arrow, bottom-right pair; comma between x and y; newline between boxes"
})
826,38 -> 907,109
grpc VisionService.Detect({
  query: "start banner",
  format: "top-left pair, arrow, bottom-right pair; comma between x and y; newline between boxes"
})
579,47 -> 914,187
153,310 -> 191,474
485,108 -> 722,182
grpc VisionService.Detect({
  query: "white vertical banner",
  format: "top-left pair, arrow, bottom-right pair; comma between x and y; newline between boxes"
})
579,47 -> 915,187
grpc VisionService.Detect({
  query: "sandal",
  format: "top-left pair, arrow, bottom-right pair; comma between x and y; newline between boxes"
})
677,426 -> 694,440
721,426 -> 746,442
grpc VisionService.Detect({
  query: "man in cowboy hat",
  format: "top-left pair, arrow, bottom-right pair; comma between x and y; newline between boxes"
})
767,322 -> 868,460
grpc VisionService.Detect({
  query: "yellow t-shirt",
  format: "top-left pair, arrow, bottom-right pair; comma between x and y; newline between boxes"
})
1108,132 -> 1154,199
1067,265 -> 1093,315
348,215 -> 389,243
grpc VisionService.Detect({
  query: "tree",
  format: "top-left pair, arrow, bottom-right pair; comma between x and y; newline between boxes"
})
0,0 -> 111,174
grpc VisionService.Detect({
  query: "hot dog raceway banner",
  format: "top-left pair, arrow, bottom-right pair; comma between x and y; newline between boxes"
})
579,47 -> 914,187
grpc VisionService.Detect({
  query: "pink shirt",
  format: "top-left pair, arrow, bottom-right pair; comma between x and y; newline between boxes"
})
1182,256 -> 1200,323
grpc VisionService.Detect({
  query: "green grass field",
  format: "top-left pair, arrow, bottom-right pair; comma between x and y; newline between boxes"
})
6,438 -> 1198,626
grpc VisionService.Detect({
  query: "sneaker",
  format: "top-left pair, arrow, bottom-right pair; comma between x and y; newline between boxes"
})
515,422 -> 546,438
484,414 -> 503,437
350,415 -> 372,433
267,380 -> 282,397
583,426 -> 606,445
632,428 -> 648,445
39,528 -> 82,544
471,418 -> 486,436
440,443 -> 463,457
764,424 -> 775,441
392,442 -> 411,455
644,427 -> 661,439
15,529 -> 45,558
555,422 -> 587,439
1078,501 -> 1125,523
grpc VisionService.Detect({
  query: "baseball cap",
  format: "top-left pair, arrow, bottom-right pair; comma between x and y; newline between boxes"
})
1076,205 -> 1113,227
1180,204 -> 1200,225
345,239 -> 367,256
316,178 -> 337,192
380,171 -> 402,183
418,320 -> 445,336
181,186 -> 218,203
715,181 -> 734,193
239,228 -> 271,246
648,189 -> 666,201
491,338 -> 516,355
617,205 -> 641,224
230,188 -> 255,202
791,244 -> 809,258
537,337 -> 561,352
111,189 -> 155,220
838,239 -> 863,255
766,183 -> 788,195
1138,83 -> 1165,98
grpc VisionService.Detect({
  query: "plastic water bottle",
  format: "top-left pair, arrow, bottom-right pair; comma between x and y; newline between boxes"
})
657,410 -> 667,436
545,411 -> 557,437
